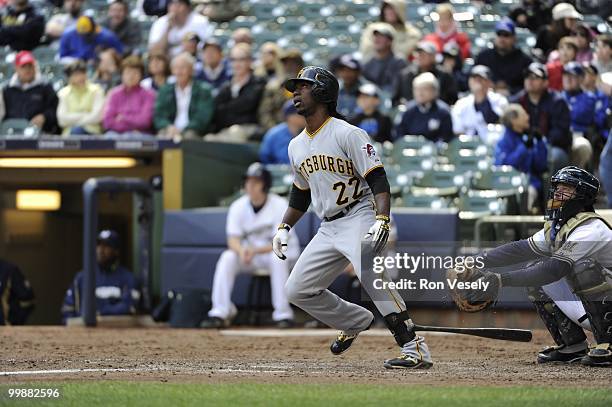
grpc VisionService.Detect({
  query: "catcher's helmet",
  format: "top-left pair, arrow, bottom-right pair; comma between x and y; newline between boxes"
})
283,66 -> 339,104
546,166 -> 599,224
243,162 -> 272,192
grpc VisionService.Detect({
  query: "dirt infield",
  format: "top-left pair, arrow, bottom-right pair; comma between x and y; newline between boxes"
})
0,327 -> 610,387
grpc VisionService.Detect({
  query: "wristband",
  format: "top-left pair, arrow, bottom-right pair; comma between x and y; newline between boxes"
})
277,223 -> 291,231
375,215 -> 390,223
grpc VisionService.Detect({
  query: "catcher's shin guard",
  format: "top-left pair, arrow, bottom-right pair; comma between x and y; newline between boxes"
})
527,287 -> 588,348
383,310 -> 416,347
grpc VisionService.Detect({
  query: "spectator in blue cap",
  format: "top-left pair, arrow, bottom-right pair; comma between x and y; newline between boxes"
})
561,61 -> 595,169
336,54 -> 363,119
349,83 -> 393,143
61,230 -> 140,323
475,18 -> 532,97
259,100 -> 305,164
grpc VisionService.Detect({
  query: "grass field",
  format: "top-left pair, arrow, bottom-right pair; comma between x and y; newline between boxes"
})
1,383 -> 611,406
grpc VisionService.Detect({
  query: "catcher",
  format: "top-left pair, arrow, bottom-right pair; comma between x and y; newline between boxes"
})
448,166 -> 612,367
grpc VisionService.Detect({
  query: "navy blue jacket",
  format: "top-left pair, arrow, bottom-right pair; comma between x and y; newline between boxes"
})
510,90 -> 572,153
394,100 -> 454,142
475,47 -> 532,95
62,264 -> 139,323
0,5 -> 44,51
494,127 -> 548,190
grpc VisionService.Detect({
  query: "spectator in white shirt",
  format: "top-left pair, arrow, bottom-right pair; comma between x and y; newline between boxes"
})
148,0 -> 212,58
452,65 -> 508,144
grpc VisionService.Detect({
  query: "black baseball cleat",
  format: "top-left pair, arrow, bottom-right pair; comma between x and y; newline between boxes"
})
383,336 -> 433,369
537,345 -> 587,364
383,354 -> 433,370
330,332 -> 359,355
330,318 -> 374,355
580,344 -> 612,367
200,317 -> 227,329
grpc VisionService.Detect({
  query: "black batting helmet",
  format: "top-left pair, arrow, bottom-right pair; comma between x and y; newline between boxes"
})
283,66 -> 339,105
243,162 -> 272,192
546,166 -> 599,225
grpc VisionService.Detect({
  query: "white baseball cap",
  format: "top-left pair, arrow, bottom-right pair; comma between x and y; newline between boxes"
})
552,3 -> 583,21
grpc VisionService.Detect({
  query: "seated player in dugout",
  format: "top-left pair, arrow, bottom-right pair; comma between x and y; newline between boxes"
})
201,163 -> 299,329
451,167 -> 612,367
62,230 -> 140,323
0,258 -> 35,325
272,66 -> 433,369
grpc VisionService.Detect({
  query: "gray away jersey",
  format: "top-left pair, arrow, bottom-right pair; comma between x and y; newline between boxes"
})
288,117 -> 383,219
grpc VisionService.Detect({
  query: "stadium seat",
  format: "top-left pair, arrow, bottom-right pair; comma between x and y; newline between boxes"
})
401,193 -> 449,210
471,166 -> 529,213
391,135 -> 437,163
411,166 -> 468,197
0,119 -> 40,137
443,134 -> 486,157
471,166 -> 528,195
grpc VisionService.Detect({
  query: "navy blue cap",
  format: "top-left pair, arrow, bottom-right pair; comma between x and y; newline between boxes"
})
524,62 -> 547,79
563,61 -> 584,76
495,18 -> 515,35
338,54 -> 360,71
97,230 -> 120,250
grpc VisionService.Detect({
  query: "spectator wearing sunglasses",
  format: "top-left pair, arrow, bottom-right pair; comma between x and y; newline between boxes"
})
475,18 -> 532,97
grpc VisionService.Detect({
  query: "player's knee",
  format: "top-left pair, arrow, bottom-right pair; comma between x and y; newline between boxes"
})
216,250 -> 239,271
285,280 -> 306,304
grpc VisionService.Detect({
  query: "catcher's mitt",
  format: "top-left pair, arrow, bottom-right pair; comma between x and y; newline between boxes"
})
446,266 -> 501,312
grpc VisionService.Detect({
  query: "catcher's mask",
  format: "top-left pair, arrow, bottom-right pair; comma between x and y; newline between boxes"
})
546,166 -> 599,226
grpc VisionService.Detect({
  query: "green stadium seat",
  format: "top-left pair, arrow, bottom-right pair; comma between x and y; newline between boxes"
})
411,166 -> 468,197
401,193 -> 449,210
443,134 -> 486,156
471,166 -> 528,193
0,119 -> 40,137
391,135 -> 437,166
470,166 -> 529,214
457,190 -> 507,217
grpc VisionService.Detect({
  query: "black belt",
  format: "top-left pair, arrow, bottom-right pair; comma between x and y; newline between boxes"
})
324,200 -> 361,222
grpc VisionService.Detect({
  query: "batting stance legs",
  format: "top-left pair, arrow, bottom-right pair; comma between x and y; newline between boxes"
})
209,250 -> 294,323
285,206 -> 433,368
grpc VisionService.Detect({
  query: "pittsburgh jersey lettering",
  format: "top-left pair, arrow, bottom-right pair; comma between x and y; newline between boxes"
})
288,118 -> 383,219
299,155 -> 355,180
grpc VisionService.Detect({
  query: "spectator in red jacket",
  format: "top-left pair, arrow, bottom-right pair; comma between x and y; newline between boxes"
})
546,37 -> 578,91
423,3 -> 470,60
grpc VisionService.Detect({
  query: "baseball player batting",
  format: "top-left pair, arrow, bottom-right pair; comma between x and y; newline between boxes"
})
271,66 -> 433,369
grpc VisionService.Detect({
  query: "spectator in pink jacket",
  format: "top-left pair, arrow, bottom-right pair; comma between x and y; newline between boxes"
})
103,55 -> 156,134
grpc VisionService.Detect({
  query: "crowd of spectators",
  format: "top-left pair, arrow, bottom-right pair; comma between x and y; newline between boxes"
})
0,0 -> 611,208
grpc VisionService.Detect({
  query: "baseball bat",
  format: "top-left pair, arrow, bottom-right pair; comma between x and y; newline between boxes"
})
412,324 -> 532,342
